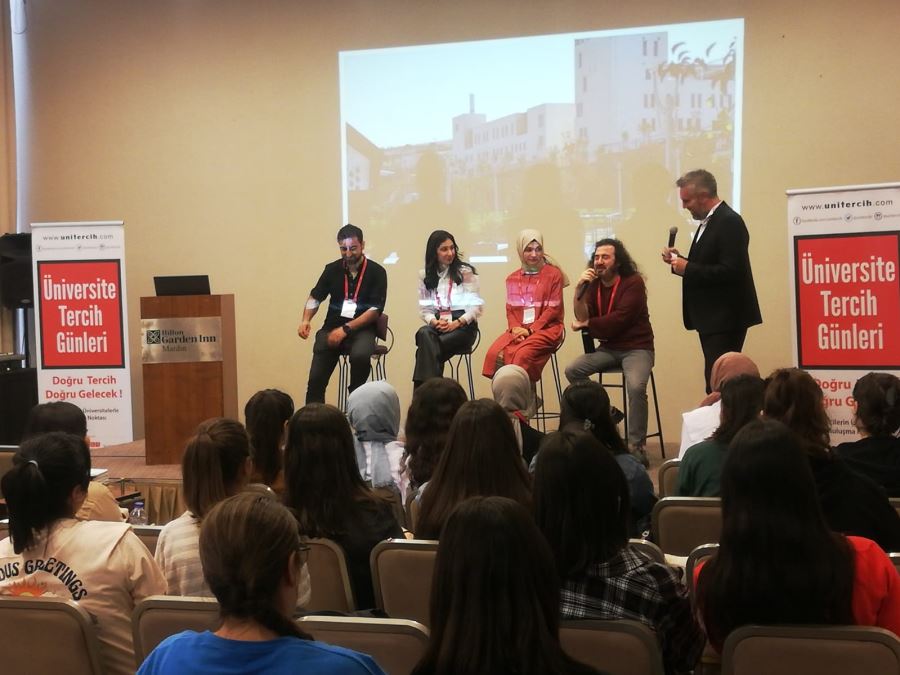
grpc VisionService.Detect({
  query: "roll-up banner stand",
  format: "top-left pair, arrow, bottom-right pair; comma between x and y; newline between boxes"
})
786,183 -> 900,445
31,221 -> 134,447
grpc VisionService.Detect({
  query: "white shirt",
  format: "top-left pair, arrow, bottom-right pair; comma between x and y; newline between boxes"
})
693,200 -> 723,243
155,510 -> 210,598
679,401 -> 722,458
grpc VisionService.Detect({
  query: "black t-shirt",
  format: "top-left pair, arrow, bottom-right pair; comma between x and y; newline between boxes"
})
310,257 -> 388,329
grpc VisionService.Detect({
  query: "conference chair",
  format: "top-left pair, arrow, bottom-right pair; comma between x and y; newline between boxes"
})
721,625 -> 900,675
243,482 -> 277,497
338,312 -> 393,412
559,619 -> 664,675
628,538 -> 666,565
891,497 -> 900,519
657,458 -> 681,498
685,542 -> 719,606
445,327 -> 480,399
530,331 -> 566,432
890,552 -> 900,576
0,595 -> 105,675
306,537 -> 357,613
298,616 -> 430,675
581,332 -> 665,457
650,497 -> 722,557
370,538 -> 438,626
132,524 -> 164,556
132,595 -> 219,663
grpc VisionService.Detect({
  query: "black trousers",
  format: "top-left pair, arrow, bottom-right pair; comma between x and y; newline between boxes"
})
699,328 -> 748,394
412,322 -> 477,384
306,326 -> 376,404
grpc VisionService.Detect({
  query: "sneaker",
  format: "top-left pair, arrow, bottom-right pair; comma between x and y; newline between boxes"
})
610,406 -> 625,425
631,444 -> 650,468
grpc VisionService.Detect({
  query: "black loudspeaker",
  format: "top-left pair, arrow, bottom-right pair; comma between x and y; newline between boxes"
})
0,232 -> 33,309
0,367 -> 38,444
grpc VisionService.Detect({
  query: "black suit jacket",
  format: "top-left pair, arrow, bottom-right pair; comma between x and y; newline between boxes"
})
682,201 -> 762,334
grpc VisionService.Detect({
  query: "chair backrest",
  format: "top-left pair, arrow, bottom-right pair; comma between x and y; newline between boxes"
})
627,538 -> 666,565
891,497 -> 900,519
375,312 -> 389,342
0,595 -> 106,675
657,458 -> 680,498
560,619 -> 664,675
890,552 -> 900,576
0,446 -> 16,499
306,537 -> 356,612
243,482 -> 277,497
722,624 -> 900,675
370,538 -> 438,626
405,494 -> 420,532
132,595 -> 220,663
132,524 -> 164,555
685,542 -> 719,609
298,616 -> 430,675
651,497 -> 722,557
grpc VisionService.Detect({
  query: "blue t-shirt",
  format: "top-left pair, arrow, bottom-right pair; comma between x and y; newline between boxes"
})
137,630 -> 386,675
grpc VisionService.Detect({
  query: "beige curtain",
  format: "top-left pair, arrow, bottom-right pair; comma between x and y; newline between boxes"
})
0,0 -> 17,351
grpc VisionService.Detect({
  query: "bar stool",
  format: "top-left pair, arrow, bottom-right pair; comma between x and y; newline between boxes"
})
533,331 -> 566,433
337,313 -> 393,412
445,327 -> 480,399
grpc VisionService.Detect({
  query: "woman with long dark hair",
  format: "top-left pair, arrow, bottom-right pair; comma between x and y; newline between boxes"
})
763,367 -> 900,551
155,418 -> 252,596
678,374 -> 764,496
244,388 -> 294,493
834,372 -> 900,496
413,230 -> 483,386
1,433 -> 166,675
414,399 -> 531,539
696,418 -> 900,652
283,403 -> 402,609
138,493 -> 384,674
411,496 -> 604,675
552,381 -> 655,535
534,430 -> 703,674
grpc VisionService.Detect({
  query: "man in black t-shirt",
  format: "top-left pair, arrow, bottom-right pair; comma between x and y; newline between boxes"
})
298,224 -> 388,403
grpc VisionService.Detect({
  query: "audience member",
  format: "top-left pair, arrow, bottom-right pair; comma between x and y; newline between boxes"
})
834,372 -> 900,496
763,368 -> 900,551
244,388 -> 294,493
347,381 -> 407,500
283,403 -> 402,609
411,496 -> 605,675
534,430 -> 704,674
678,374 -> 764,497
414,399 -> 531,539
138,493 -> 384,674
0,433 -> 166,675
679,351 -> 760,457
23,401 -> 124,522
550,381 -> 655,535
155,418 -> 251,596
491,364 -> 544,463
696,419 -> 900,652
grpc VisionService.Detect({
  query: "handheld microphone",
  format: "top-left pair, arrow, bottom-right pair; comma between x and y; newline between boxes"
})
667,226 -> 678,248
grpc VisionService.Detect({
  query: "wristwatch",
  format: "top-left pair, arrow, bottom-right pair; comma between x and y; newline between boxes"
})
341,324 -> 352,336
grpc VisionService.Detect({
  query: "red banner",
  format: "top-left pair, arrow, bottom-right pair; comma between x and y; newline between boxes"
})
38,260 -> 125,368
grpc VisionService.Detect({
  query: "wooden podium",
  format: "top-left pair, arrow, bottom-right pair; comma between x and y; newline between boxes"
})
140,295 -> 238,465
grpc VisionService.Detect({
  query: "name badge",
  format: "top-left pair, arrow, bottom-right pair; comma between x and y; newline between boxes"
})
439,310 -> 452,322
341,299 -> 357,319
522,307 -> 536,325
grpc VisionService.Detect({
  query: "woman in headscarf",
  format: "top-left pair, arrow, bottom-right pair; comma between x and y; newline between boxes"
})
347,381 -> 408,503
491,364 -> 544,464
482,229 -> 567,382
679,351 -> 760,457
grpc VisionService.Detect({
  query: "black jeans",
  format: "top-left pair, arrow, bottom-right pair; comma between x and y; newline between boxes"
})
699,328 -> 748,394
306,326 -> 376,404
412,321 -> 477,384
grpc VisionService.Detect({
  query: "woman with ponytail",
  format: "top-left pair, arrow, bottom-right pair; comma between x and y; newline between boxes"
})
155,418 -> 252,596
138,493 -> 385,674
0,433 -> 166,675
834,372 -> 900,497
245,389 -> 294,493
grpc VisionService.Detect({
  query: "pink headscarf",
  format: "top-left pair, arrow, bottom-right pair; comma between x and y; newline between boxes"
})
699,352 -> 761,406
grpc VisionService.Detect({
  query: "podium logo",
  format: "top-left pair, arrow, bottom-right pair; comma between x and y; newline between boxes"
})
146,330 -> 162,344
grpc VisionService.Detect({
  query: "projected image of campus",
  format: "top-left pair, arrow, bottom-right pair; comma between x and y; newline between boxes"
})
340,19 -> 743,264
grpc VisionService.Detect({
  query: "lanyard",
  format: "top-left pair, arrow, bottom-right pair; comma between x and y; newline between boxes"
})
597,276 -> 621,316
437,277 -> 454,310
343,256 -> 368,302
516,270 -> 538,306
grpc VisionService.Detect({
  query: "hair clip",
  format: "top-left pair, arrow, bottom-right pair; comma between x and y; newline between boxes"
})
27,459 -> 39,469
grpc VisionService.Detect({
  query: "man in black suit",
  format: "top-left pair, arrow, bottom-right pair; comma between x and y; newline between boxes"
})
662,169 -> 762,393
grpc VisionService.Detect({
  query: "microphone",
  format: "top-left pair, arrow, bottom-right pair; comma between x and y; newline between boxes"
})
667,226 -> 678,248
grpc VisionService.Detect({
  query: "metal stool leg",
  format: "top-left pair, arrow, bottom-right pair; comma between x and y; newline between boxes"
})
536,376 -> 546,433
650,371 -> 665,457
337,355 -> 349,412
465,354 -> 475,399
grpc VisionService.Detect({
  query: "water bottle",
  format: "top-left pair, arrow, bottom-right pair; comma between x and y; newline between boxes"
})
128,500 -> 148,526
